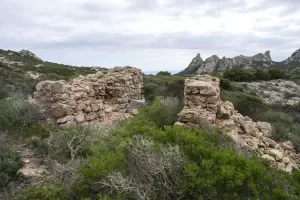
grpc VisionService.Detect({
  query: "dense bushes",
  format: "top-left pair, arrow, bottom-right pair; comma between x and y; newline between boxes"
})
0,98 -> 41,133
143,74 -> 185,102
10,98 -> 300,199
74,99 -> 300,199
156,71 -> 171,76
0,132 -> 22,190
19,178 -> 68,200
223,68 -> 285,82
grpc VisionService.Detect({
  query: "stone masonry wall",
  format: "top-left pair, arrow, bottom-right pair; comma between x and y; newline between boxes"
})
31,67 -> 144,127
176,75 -> 300,172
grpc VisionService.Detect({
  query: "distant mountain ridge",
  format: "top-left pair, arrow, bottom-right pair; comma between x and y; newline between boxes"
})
180,49 -> 300,74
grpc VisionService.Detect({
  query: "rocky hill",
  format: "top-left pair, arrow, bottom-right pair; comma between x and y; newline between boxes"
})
0,49 -> 106,98
180,49 -> 300,74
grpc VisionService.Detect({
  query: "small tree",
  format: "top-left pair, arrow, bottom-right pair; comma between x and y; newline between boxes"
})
268,68 -> 284,79
156,71 -> 171,76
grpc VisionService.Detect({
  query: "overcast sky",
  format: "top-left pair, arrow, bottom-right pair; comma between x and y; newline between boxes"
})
1,0 -> 300,72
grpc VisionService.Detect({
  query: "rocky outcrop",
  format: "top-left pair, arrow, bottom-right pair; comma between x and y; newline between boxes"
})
235,80 -> 300,105
284,48 -> 300,65
180,53 -> 204,74
31,67 -> 145,127
180,51 -> 273,74
176,75 -> 300,172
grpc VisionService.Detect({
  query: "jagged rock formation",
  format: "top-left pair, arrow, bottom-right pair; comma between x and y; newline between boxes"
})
176,75 -> 300,172
180,51 -> 272,74
180,53 -> 203,74
31,67 -> 145,127
284,48 -> 300,65
235,80 -> 300,105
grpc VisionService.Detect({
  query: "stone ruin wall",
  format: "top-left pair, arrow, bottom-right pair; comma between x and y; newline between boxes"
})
176,75 -> 300,172
31,67 -> 145,127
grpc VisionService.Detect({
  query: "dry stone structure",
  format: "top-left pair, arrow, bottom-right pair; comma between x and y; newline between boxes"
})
176,75 -> 300,172
31,67 -> 145,127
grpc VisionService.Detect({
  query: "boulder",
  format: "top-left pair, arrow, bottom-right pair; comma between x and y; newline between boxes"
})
256,121 -> 272,137
262,154 -> 275,162
75,113 -> 85,123
267,149 -> 283,160
129,99 -> 146,110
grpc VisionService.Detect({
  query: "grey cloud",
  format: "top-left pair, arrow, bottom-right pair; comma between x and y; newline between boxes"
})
0,0 -> 300,66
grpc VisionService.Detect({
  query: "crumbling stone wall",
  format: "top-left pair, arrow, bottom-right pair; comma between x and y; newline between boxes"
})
176,75 -> 300,172
32,67 -> 144,127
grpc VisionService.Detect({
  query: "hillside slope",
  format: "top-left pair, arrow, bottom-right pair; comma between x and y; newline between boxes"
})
0,49 -> 105,97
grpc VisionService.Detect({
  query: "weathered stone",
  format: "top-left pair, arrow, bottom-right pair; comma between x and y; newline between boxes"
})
130,109 -> 139,115
51,104 -> 73,119
262,154 -> 275,162
129,99 -> 146,110
91,103 -> 99,112
75,113 -> 85,123
278,163 -> 286,171
57,115 -> 74,124
280,141 -> 294,151
267,149 -> 283,160
262,137 -> 277,148
239,120 -> 259,137
256,121 -> 272,137
86,112 -> 97,121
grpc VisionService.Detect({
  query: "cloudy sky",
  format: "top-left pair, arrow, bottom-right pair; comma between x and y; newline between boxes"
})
1,0 -> 300,72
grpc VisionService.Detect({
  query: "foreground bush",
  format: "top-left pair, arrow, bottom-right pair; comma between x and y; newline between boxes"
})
74,100 -> 300,199
19,178 -> 68,200
0,132 -> 22,190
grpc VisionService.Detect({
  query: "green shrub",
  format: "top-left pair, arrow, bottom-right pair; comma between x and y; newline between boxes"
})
0,98 -> 41,133
223,68 -> 285,82
223,68 -> 255,82
221,90 -> 267,117
19,179 -> 68,200
254,69 -> 271,81
156,71 -> 171,76
47,125 -> 93,161
220,77 -> 232,90
143,74 -> 185,102
269,68 -> 285,80
0,132 -> 22,190
75,101 -> 300,199
137,97 -> 181,128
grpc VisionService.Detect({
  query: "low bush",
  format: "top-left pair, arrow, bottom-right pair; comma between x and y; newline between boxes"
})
156,71 -> 171,76
0,132 -> 22,190
143,74 -> 185,102
47,125 -> 94,161
19,178 -> 68,200
0,98 -> 41,133
137,97 -> 182,128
